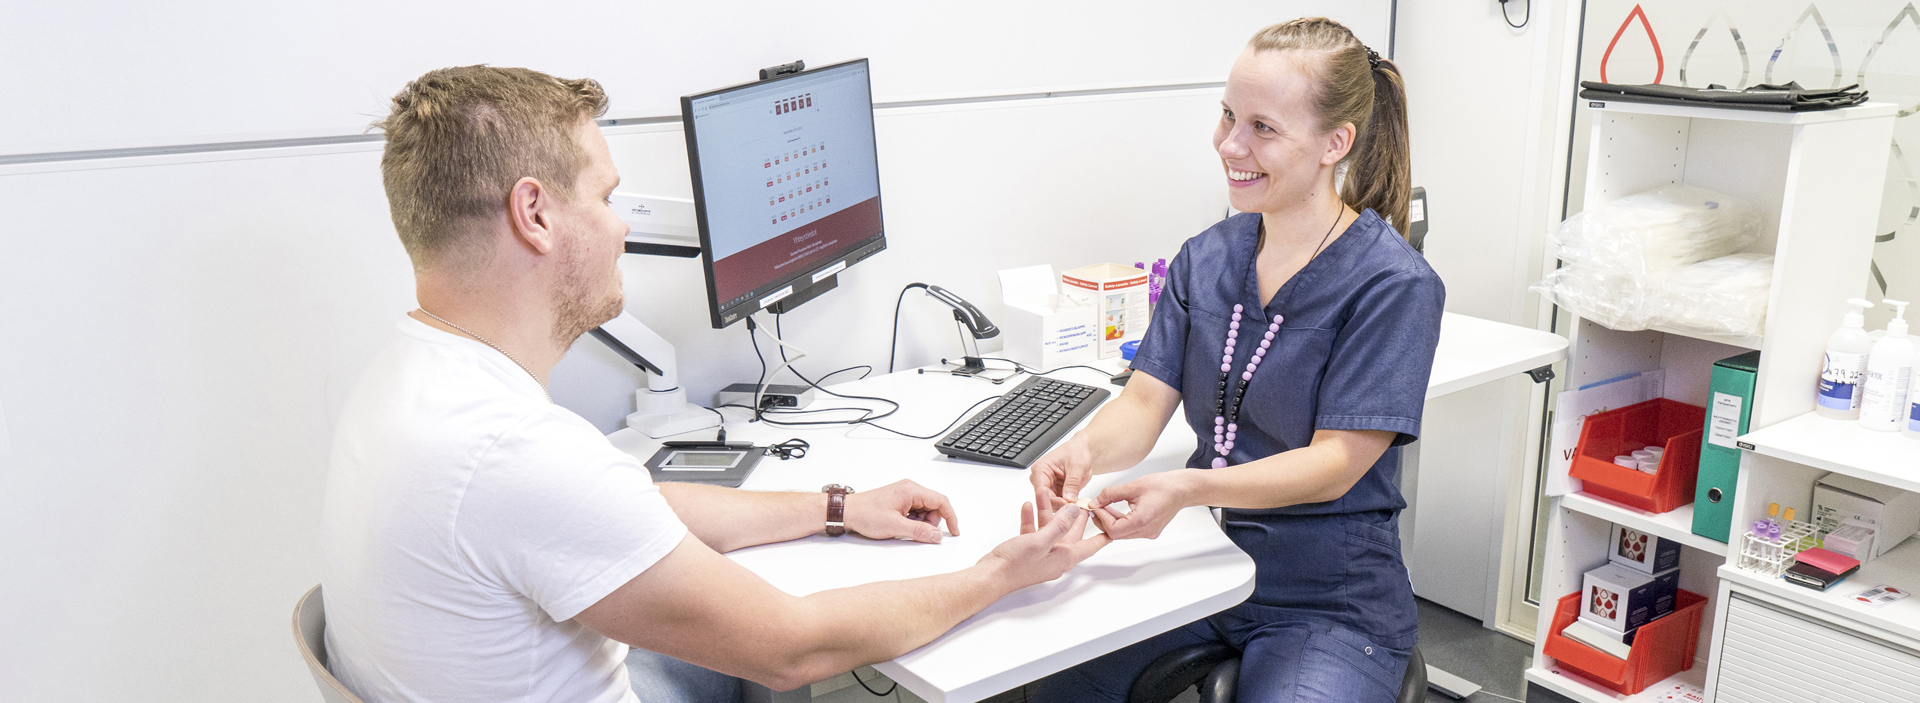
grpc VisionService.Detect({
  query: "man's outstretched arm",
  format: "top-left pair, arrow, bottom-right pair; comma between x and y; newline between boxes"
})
577,503 -> 1104,692
658,480 -> 959,553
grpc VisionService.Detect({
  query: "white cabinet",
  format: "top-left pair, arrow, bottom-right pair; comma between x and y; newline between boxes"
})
1524,100 -> 1899,702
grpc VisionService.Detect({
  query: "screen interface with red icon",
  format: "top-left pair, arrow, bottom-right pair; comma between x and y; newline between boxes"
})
684,60 -> 883,321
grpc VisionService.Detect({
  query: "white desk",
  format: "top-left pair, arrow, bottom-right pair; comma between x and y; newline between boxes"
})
607,312 -> 1567,703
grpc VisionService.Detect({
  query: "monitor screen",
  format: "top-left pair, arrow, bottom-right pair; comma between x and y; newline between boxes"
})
681,59 -> 886,328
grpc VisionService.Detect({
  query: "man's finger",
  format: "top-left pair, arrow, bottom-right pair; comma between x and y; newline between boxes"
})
1034,481 -> 1055,526
912,490 -> 961,537
1059,504 -> 1092,545
1034,504 -> 1083,544
1019,501 -> 1036,535
1069,532 -> 1112,562
910,518 -> 943,544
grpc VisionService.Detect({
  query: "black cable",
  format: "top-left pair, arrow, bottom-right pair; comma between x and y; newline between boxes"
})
887,283 -> 929,373
854,673 -> 897,697
752,311 -> 1001,439
1499,0 -> 1529,28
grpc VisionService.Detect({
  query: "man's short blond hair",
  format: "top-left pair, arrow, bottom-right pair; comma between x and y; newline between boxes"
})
374,66 -> 610,272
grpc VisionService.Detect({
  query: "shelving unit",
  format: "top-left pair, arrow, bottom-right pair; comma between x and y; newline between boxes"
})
1530,100 -> 1898,702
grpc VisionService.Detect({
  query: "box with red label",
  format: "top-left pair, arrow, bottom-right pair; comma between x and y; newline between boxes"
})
1581,563 -> 1678,632
1061,263 -> 1150,359
1610,523 -> 1682,575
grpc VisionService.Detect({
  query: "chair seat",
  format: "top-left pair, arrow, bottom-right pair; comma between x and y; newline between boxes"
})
1128,641 -> 1427,703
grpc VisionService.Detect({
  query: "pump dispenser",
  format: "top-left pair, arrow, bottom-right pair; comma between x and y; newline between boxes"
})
1819,299 -> 1876,419
1812,295 -> 1873,416
1860,299 -> 1914,432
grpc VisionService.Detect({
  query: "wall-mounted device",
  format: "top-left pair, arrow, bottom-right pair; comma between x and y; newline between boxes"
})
590,311 -> 720,438
612,192 -> 701,258
681,58 -> 888,328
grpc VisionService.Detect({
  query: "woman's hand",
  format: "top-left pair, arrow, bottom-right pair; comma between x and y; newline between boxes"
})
843,479 -> 960,543
1092,469 -> 1201,540
1029,435 -> 1094,525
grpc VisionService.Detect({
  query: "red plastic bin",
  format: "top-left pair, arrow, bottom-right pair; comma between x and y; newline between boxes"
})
1543,589 -> 1706,695
1567,398 -> 1705,513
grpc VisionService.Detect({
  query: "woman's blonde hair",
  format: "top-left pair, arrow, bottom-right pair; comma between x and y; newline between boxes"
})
1248,18 -> 1412,234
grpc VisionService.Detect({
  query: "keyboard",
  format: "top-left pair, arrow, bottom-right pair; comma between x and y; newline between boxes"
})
936,376 -> 1111,468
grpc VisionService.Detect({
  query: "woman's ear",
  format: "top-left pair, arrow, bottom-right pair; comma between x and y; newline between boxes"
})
1322,122 -> 1357,166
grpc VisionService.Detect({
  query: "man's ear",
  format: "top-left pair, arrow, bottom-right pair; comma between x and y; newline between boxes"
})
506,176 -> 558,254
1322,122 -> 1356,166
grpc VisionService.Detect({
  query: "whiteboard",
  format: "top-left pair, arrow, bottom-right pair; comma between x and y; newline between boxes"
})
0,0 -> 1389,155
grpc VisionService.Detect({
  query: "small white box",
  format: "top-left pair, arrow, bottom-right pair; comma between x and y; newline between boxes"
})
1814,473 -> 1920,559
996,265 -> 1096,370
1609,523 -> 1682,574
1580,563 -> 1678,632
1561,619 -> 1635,659
1061,263 -> 1150,359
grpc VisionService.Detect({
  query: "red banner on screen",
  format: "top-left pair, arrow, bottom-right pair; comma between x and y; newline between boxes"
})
713,197 -> 881,303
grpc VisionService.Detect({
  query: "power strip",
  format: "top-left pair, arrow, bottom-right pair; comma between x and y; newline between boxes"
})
715,383 -> 818,410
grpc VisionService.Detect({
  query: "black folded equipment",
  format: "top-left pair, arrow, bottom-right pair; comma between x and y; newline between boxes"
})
1579,80 -> 1868,112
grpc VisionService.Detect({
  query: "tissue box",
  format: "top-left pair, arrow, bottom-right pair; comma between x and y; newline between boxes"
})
1610,524 -> 1682,575
1580,563 -> 1678,632
997,265 -> 1097,370
1062,263 -> 1150,359
1813,473 -> 1920,559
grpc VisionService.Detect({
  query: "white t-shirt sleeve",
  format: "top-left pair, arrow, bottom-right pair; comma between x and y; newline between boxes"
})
454,407 -> 689,623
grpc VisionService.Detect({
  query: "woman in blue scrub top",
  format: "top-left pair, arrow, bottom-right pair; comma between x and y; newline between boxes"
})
1030,18 -> 1443,703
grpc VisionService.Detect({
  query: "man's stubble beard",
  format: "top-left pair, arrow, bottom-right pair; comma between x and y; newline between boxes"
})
551,228 -> 626,349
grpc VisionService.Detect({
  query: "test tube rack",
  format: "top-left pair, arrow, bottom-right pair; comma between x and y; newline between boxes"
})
1735,520 -> 1818,577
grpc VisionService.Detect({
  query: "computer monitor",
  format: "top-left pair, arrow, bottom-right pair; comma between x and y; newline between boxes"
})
681,59 -> 887,328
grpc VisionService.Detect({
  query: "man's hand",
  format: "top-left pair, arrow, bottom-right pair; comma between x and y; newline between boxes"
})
1090,469 -> 1197,540
843,480 -> 960,544
978,503 -> 1109,591
1029,435 -> 1094,525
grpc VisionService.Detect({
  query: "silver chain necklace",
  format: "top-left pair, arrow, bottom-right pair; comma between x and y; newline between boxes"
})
417,309 -> 552,403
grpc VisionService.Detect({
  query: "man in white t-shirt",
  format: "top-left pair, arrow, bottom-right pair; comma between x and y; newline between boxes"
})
320,66 -> 1107,703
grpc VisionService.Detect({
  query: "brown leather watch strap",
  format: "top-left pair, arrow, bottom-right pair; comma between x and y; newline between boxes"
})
823,484 -> 853,537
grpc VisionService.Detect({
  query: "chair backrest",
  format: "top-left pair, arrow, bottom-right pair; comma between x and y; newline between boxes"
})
293,585 -> 370,703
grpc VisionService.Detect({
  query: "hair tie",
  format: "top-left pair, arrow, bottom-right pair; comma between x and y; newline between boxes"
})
1365,48 -> 1382,70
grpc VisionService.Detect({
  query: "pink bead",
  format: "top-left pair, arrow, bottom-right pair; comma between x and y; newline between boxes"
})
1227,423 -> 1237,432
1222,354 -> 1232,363
1214,443 -> 1225,453
1260,339 -> 1271,350
1227,330 -> 1237,340
1229,321 -> 1239,331
1264,330 -> 1276,341
1231,311 -> 1242,321
1242,371 -> 1253,381
1225,432 -> 1236,441
1223,441 -> 1235,451
1252,352 -> 1265,363
1221,363 -> 1232,372
1274,315 -> 1284,324
1233,304 -> 1243,313
1211,457 -> 1229,468
1215,416 -> 1225,425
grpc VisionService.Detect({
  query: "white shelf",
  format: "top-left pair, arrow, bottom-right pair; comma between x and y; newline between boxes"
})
1587,99 -> 1899,124
1525,663 -> 1705,703
1646,324 -> 1762,351
1717,534 -> 1920,646
1563,493 -> 1728,557
1739,411 -> 1920,495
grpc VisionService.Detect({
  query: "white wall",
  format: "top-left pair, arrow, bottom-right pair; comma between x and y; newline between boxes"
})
1393,0 -> 1573,628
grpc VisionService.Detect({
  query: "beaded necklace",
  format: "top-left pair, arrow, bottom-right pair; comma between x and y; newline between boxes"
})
1208,211 -> 1343,469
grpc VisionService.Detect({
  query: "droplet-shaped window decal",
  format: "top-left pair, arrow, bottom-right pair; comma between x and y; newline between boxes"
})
1602,5 -> 1664,85
1680,9 -> 1750,88
1858,3 -> 1920,117
1873,139 -> 1918,295
1766,4 -> 1844,88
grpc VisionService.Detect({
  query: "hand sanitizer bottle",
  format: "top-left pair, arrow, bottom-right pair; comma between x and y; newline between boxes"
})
1817,299 -> 1875,420
1860,299 -> 1914,432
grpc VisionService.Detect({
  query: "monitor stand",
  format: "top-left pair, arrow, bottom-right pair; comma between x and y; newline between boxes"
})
766,275 -> 837,315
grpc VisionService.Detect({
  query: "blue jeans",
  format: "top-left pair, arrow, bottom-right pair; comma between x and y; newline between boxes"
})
1031,604 -> 1413,703
626,646 -> 742,703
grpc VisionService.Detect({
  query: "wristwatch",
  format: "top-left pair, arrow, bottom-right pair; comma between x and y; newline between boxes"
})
822,484 -> 855,537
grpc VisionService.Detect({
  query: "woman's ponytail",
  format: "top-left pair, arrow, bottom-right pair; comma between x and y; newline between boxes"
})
1248,18 -> 1415,236
1342,58 -> 1412,233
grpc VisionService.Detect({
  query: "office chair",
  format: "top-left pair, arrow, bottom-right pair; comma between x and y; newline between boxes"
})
292,586 -> 370,703
1126,641 -> 1426,703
